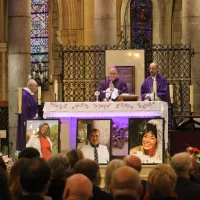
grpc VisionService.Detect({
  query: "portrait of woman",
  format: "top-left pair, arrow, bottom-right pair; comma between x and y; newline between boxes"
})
26,123 -> 53,161
129,119 -> 164,164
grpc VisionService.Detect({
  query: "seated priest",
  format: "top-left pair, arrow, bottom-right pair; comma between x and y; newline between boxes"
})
141,62 -> 170,103
98,66 -> 128,101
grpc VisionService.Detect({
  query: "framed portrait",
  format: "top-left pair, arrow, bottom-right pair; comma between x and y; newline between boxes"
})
76,119 -> 112,164
116,66 -> 135,94
128,118 -> 164,164
26,119 -> 60,160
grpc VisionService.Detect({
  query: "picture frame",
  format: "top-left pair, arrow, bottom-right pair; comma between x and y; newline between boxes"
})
26,119 -> 60,160
128,118 -> 164,164
116,66 -> 135,94
76,119 -> 112,164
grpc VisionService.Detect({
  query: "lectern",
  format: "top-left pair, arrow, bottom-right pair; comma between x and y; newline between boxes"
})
117,94 -> 139,101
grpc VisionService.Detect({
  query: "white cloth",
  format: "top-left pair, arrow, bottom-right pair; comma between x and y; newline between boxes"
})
26,134 -> 53,157
80,143 -> 109,164
144,93 -> 161,101
105,88 -> 119,100
23,87 -> 34,95
153,78 -> 157,95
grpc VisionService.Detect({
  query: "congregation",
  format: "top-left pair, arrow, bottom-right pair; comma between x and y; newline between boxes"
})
1,147 -> 200,200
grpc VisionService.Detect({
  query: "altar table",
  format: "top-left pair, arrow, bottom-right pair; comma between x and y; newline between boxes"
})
43,101 -> 168,150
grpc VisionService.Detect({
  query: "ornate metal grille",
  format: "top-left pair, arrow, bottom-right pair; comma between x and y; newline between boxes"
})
61,44 -> 194,115
130,0 -> 152,48
0,107 -> 8,129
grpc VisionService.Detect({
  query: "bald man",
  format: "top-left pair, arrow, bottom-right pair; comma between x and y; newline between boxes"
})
124,155 -> 146,200
141,62 -> 170,103
17,79 -> 38,150
98,66 -> 128,101
63,174 -> 93,200
110,166 -> 142,200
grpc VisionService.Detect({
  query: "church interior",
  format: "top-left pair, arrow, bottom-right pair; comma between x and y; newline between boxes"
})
1,0 -> 200,185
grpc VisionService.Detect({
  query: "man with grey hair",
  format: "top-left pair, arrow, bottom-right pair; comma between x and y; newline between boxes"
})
171,152 -> 200,200
110,166 -> 142,200
47,153 -> 71,200
17,79 -> 38,150
141,62 -> 170,103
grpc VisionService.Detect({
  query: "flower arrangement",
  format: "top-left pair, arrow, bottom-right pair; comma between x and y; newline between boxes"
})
186,146 -> 200,166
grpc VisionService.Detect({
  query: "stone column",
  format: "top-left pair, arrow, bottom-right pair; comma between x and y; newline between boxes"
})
94,0 -> 116,45
182,0 -> 200,112
8,0 -> 31,152
152,0 -> 165,44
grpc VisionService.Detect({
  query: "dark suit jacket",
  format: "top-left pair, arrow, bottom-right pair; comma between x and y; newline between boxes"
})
92,185 -> 113,200
47,179 -> 66,200
19,195 -> 44,200
175,177 -> 200,200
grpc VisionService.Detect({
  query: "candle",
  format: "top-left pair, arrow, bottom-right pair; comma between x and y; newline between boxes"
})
38,86 -> 41,105
28,75 -> 31,80
54,80 -> 58,102
33,71 -> 36,79
18,87 -> 22,114
190,85 -> 194,112
169,85 -> 174,104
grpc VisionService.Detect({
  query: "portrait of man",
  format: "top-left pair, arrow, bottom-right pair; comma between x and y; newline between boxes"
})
77,119 -> 111,164
129,118 -> 164,164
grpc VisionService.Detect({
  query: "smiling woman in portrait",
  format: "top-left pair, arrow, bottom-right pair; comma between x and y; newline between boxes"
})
26,123 -> 53,161
130,121 -> 162,163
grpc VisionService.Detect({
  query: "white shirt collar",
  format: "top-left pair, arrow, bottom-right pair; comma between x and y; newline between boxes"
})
23,87 -> 34,95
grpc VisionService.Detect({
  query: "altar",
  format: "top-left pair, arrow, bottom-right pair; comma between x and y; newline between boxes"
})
43,101 -> 168,155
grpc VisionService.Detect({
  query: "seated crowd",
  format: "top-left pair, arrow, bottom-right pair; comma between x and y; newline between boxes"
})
1,148 -> 200,200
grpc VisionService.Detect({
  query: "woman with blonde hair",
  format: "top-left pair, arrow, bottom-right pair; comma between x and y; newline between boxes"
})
104,159 -> 126,193
26,123 -> 52,161
66,149 -> 84,175
144,164 -> 178,200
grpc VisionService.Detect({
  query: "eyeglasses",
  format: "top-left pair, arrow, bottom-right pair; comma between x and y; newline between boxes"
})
109,73 -> 117,75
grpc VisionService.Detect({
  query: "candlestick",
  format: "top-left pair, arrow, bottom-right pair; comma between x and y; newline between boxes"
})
190,85 -> 194,112
54,80 -> 58,102
18,87 -> 22,114
169,85 -> 174,104
38,86 -> 41,105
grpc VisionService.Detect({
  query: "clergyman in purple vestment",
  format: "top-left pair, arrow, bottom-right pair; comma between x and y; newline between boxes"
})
17,79 -> 38,150
98,66 -> 128,101
141,63 -> 170,103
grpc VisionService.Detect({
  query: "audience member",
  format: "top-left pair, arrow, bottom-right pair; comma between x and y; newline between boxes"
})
104,159 -> 126,193
144,164 -> 178,200
63,174 -> 93,200
66,149 -> 84,175
0,167 -> 12,200
171,152 -> 200,200
47,153 -> 71,200
110,166 -> 142,200
74,158 -> 113,200
0,156 -> 7,171
19,158 -> 52,200
124,155 -> 147,200
190,156 -> 200,184
9,158 -> 30,200
18,147 -> 40,159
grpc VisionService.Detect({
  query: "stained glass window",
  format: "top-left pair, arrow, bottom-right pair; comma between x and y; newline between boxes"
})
31,0 -> 49,90
130,0 -> 152,48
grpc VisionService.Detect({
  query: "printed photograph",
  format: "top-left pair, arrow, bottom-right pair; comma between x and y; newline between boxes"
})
129,118 -> 164,164
77,119 -> 112,164
26,119 -> 60,161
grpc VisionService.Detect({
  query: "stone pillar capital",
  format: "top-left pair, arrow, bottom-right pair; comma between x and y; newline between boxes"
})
57,29 -> 77,46
0,43 -> 7,53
